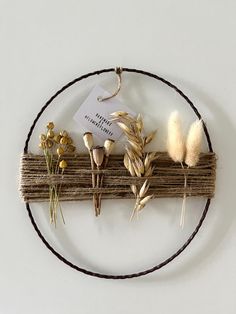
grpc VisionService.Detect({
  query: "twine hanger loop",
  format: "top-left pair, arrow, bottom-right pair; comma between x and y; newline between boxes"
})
97,67 -> 123,102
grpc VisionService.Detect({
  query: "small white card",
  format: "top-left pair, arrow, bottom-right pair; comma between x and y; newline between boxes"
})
73,85 -> 135,141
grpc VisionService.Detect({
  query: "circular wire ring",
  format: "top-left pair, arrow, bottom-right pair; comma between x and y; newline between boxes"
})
24,68 -> 213,279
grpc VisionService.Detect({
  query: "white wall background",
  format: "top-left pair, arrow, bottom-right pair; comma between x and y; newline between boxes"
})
1,1 -> 236,313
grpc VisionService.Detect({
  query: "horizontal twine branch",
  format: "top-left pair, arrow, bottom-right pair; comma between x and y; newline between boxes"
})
20,152 -> 216,203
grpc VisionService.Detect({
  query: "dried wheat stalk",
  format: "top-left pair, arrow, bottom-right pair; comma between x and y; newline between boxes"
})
111,111 -> 158,218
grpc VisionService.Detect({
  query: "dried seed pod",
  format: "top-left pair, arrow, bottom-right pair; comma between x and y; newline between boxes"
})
60,136 -> 68,145
60,130 -> 68,137
136,114 -> 143,132
46,139 -> 53,148
57,146 -> 64,156
134,157 -> 144,175
66,137 -> 73,145
53,134 -> 62,143
185,119 -> 203,167
136,203 -> 145,211
167,111 -> 185,163
116,122 -> 132,135
132,161 -> 142,177
144,166 -> 154,177
126,147 -> 137,161
110,111 -> 128,117
83,132 -> 94,150
128,158 -> 135,176
59,160 -> 68,169
128,140 -> 143,157
139,180 -> 149,198
39,142 -> 46,149
47,129 -> 54,138
123,153 -> 129,170
145,130 -> 157,145
104,139 -> 115,156
140,195 -> 153,206
144,152 -> 158,171
131,184 -> 137,196
66,144 -> 76,153
47,122 -> 54,129
92,146 -> 105,167
40,134 -> 46,141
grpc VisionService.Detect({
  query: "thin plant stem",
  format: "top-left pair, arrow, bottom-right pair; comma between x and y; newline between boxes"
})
97,156 -> 109,214
180,162 -> 188,228
89,150 -> 97,214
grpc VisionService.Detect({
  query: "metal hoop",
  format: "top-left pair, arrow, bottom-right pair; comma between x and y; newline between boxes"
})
24,67 -> 213,279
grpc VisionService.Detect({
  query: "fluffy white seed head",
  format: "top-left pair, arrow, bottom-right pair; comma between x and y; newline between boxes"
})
185,119 -> 203,167
167,111 -> 185,163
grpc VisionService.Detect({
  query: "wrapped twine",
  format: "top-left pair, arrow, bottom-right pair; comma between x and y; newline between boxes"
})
20,152 -> 216,203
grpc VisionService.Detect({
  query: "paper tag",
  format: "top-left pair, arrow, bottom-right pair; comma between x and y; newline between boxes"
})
73,85 -> 135,141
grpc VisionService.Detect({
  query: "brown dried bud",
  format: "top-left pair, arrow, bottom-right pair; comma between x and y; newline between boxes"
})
92,146 -> 105,167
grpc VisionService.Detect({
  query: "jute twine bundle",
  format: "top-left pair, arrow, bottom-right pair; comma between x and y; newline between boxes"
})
20,152 -> 216,203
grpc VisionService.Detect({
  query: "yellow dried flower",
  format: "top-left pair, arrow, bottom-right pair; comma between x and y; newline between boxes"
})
47,129 -> 54,138
57,147 -> 64,156
59,160 -> 68,169
40,134 -> 46,141
46,139 -> 53,148
53,134 -> 62,143
47,122 -> 54,129
60,136 -> 68,145
39,142 -> 46,149
60,130 -> 68,137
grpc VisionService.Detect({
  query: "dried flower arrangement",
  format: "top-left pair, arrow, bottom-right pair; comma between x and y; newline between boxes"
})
110,111 -> 158,219
83,132 -> 115,216
20,113 -> 211,228
167,111 -> 203,227
19,67 -> 217,279
38,122 -> 76,226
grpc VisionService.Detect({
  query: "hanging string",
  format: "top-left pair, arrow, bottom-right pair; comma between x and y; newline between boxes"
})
97,67 -> 123,102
